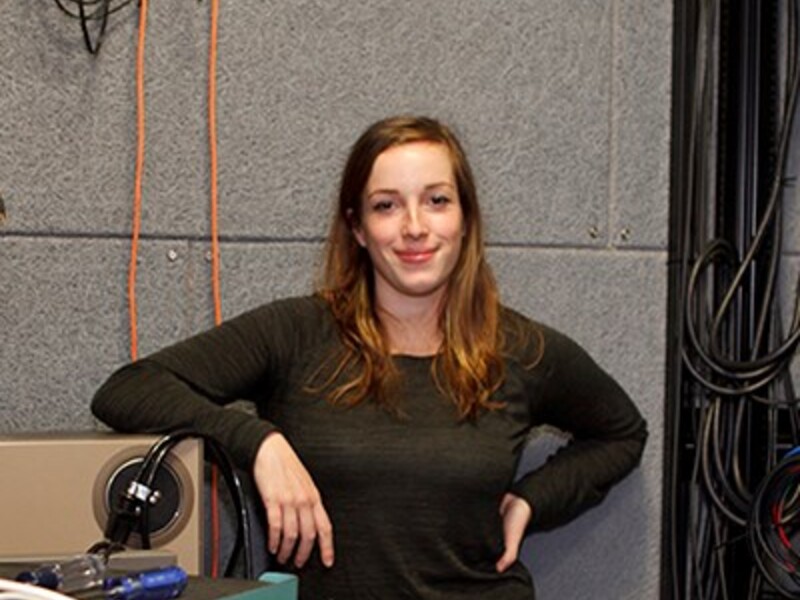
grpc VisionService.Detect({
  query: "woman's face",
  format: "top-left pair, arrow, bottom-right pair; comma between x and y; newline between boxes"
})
353,141 -> 464,311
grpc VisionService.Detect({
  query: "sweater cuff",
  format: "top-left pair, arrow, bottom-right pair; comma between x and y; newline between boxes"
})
510,470 -> 558,532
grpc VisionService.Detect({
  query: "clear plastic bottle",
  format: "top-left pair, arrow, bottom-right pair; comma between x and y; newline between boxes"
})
16,553 -> 107,595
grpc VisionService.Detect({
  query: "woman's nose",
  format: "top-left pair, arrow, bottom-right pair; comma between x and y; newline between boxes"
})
402,204 -> 428,238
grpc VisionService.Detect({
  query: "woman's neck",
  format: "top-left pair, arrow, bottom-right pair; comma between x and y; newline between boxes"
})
375,292 -> 445,357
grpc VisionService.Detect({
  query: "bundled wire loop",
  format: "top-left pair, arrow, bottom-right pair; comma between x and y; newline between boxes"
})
749,448 -> 800,597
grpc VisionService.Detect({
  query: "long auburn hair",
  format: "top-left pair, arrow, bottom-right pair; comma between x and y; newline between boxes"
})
317,115 -> 505,419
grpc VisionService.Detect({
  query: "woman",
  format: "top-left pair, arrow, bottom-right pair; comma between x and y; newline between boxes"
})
92,115 -> 647,599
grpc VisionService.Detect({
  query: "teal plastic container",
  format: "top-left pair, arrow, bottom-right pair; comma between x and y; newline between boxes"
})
215,572 -> 298,600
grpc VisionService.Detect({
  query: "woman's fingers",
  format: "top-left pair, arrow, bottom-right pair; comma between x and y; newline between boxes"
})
313,503 -> 335,567
495,493 -> 532,573
265,500 -> 283,555
275,502 -> 298,564
292,498 -> 317,567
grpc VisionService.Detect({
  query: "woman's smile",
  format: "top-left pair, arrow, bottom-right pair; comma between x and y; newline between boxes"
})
395,248 -> 436,264
353,141 -> 464,308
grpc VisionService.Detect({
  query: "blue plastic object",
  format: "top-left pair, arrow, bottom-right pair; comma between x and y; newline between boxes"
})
104,566 -> 188,600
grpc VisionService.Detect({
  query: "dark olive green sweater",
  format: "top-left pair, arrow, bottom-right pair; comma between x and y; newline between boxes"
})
92,295 -> 647,600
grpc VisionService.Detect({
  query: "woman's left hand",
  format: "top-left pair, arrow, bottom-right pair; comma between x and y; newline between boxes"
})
495,492 -> 533,573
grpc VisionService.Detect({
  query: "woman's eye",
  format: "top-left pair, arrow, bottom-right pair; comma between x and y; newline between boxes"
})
430,194 -> 450,206
372,199 -> 395,212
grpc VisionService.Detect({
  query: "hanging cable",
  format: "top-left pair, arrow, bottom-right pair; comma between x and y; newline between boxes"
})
127,0 -> 148,362
207,0 -> 224,579
209,0 -> 223,329
85,0 -> 229,575
682,41 -> 800,396
667,1 -> 800,598
122,0 -> 227,571
52,0 -> 136,55
89,430 -> 253,579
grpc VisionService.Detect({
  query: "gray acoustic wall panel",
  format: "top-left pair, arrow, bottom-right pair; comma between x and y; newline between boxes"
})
213,0 -> 621,245
1,7 -> 139,235
0,1 -> 673,598
190,241 -> 322,327
610,2 -> 673,250
0,238 -> 190,431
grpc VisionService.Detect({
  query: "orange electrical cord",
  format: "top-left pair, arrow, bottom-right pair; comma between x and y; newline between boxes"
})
128,0 -> 148,361
209,0 -> 222,328
128,0 -> 225,575
208,0 -> 223,579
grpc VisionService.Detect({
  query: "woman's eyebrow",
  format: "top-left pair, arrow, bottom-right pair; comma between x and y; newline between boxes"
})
367,181 -> 455,196
425,182 -> 457,191
365,188 -> 399,199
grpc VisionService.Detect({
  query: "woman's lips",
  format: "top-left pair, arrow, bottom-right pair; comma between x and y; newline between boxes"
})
395,249 -> 435,264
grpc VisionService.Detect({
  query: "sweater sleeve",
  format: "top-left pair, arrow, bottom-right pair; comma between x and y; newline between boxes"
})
510,327 -> 648,531
91,296 -> 319,470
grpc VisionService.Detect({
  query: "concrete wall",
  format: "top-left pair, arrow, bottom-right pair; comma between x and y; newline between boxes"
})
0,2 -> 672,598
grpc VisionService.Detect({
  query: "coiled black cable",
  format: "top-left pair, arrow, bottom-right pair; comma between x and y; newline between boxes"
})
90,429 -> 254,579
682,45 -> 800,396
749,448 -> 800,598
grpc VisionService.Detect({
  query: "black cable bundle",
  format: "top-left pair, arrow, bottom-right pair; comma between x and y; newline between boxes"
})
682,0 -> 800,412
666,0 -> 800,598
52,0 -> 137,54
89,429 -> 254,579
749,448 -> 800,598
